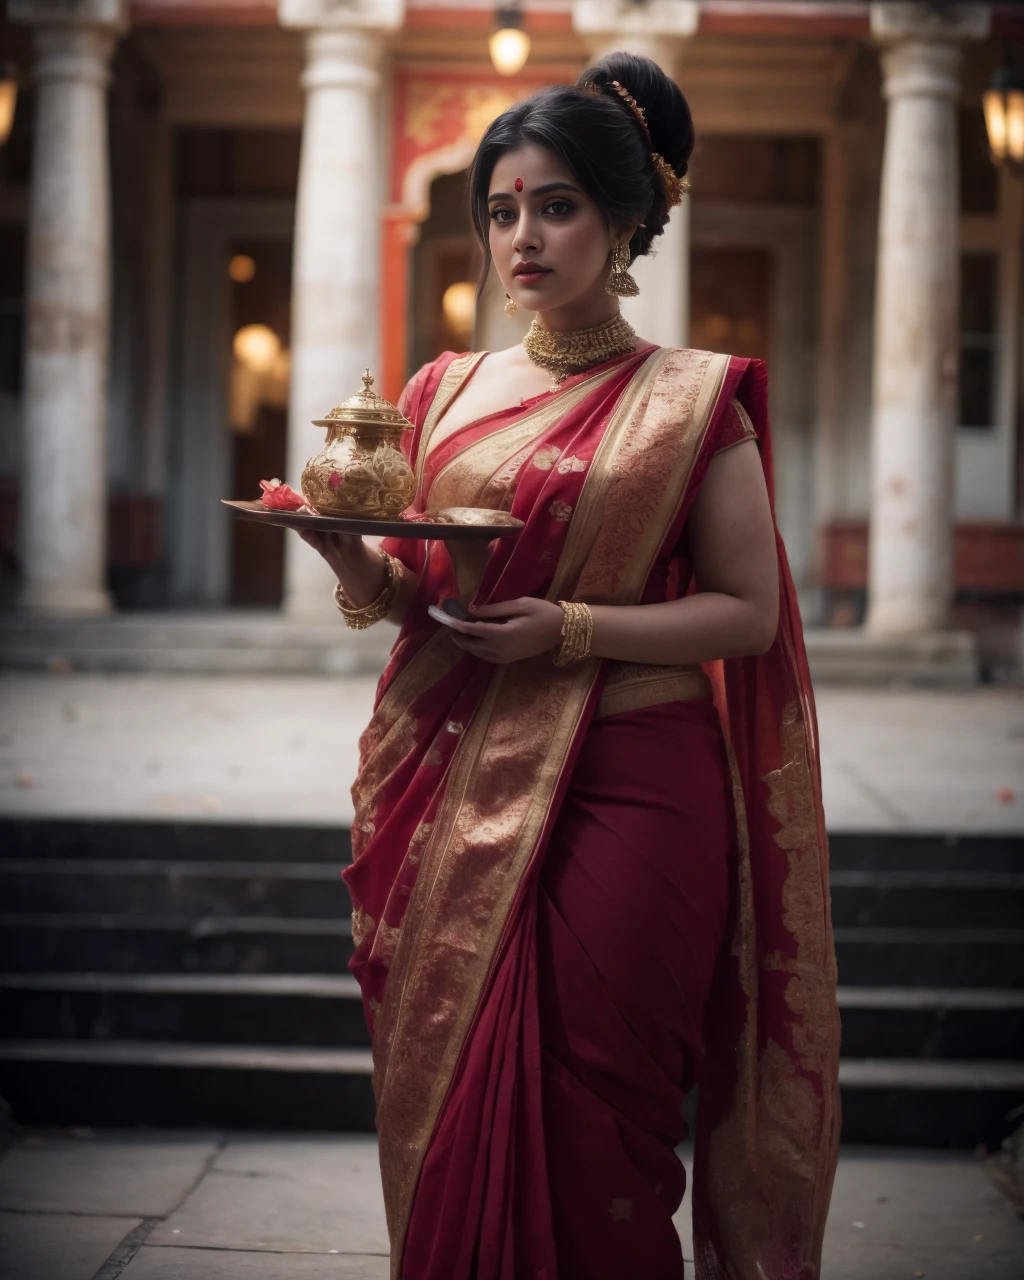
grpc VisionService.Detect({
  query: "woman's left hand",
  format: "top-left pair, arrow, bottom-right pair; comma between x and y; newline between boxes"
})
445,597 -> 565,664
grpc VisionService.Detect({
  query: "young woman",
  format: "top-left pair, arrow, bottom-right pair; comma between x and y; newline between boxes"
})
300,52 -> 840,1280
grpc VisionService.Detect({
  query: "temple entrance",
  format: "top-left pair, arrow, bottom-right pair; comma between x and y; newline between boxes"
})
169,127 -> 299,607
226,237 -> 292,607
410,170 -> 478,377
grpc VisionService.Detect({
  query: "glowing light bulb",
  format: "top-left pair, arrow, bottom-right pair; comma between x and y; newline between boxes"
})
233,324 -> 280,374
984,68 -> 1024,173
229,254 -> 256,283
0,64 -> 17,146
489,26 -> 530,77
442,281 -> 476,339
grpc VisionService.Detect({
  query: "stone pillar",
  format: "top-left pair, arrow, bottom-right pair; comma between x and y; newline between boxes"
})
573,1 -> 699,349
279,0 -> 404,618
13,0 -> 126,617
865,3 -> 989,636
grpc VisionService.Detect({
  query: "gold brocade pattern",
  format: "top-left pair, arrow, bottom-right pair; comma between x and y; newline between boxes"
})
698,702 -> 840,1280
373,919 -> 403,968
413,352 -> 486,494
351,631 -> 462,845
595,663 -> 711,718
571,349 -> 729,605
371,347 -> 735,1276
375,654 -> 601,1267
425,364 -> 621,513
351,904 -> 376,950
406,822 -> 432,865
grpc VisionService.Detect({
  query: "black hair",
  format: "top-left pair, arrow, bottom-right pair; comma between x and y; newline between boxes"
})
469,52 -> 694,288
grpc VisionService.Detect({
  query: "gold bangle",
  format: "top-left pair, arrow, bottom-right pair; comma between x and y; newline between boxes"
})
334,551 -> 403,630
552,600 -> 594,666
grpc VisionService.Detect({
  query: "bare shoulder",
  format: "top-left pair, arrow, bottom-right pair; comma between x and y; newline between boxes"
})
479,343 -> 533,373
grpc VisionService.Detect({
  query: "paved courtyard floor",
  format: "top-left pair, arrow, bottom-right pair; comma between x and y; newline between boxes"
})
1,672 -> 1022,832
0,1129 -> 1022,1279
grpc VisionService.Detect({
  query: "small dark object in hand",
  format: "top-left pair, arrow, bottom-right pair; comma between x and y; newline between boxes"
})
440,598 -> 471,621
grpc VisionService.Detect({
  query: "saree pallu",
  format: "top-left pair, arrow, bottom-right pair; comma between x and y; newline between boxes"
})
343,346 -> 841,1280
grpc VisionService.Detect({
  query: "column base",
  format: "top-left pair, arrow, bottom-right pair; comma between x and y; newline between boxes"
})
803,628 -> 977,688
18,583 -> 114,619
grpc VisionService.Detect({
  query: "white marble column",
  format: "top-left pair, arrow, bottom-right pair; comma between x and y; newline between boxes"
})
573,1 -> 698,349
865,3 -> 989,636
13,0 -> 126,617
279,0 -> 404,618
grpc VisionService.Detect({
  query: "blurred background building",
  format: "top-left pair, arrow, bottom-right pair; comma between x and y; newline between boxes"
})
0,0 -> 1022,677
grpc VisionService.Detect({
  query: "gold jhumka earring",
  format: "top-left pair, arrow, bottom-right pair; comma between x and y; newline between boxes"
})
504,293 -> 517,317
605,242 -> 639,298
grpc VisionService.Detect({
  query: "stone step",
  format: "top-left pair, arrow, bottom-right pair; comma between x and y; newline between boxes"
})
803,628 -> 978,689
5,820 -> 1018,871
0,972 -> 370,1049
838,1058 -> 1024,1146
4,972 -> 1020,1060
0,913 -> 355,975
0,1034 -> 1018,1145
0,613 -> 391,676
837,987 -> 1024,1059
0,1039 -> 377,1131
0,860 -> 352,918
829,871 -> 1024,929
5,917 -> 1022,986
12,863 -> 1016,928
828,832 -> 1024,873
834,927 -> 1024,987
0,819 -> 352,864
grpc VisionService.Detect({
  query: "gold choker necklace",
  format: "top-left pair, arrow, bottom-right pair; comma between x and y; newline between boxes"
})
522,314 -> 637,386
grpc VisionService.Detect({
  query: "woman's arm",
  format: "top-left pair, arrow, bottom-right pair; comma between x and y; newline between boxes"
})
297,531 -> 419,626
448,439 -> 779,665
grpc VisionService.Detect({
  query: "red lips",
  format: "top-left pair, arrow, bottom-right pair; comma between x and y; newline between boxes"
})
513,261 -> 550,276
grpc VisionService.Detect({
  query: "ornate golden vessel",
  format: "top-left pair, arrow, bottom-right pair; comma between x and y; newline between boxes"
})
300,369 -> 416,518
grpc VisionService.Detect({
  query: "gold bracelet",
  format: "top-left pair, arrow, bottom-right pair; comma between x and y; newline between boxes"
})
334,551 -> 403,630
552,600 -> 594,666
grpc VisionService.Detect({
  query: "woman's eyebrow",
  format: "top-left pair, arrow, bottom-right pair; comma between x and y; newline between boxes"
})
487,182 -> 583,202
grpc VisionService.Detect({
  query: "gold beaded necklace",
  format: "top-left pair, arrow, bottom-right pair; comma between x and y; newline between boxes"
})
522,313 -> 637,386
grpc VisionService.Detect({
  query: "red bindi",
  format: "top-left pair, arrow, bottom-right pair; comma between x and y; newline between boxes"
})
514,177 -> 524,192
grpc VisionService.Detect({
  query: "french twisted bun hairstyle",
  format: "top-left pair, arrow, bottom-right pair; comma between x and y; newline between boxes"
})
469,51 -> 694,281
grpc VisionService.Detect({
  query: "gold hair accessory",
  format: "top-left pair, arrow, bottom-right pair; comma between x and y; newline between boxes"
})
605,78 -> 687,209
605,241 -> 639,298
333,550 -> 403,629
504,292 -> 517,317
552,600 -> 594,666
522,313 -> 637,386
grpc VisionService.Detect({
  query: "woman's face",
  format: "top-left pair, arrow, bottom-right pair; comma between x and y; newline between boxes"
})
487,143 -> 624,321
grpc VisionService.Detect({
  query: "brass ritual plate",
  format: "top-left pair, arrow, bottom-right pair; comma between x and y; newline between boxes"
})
222,500 -> 524,541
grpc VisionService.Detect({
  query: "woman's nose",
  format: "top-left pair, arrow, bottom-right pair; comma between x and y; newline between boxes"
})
512,214 -> 541,255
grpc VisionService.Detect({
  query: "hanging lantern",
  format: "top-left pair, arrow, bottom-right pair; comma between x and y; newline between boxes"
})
983,66 -> 1024,175
490,5 -> 531,78
0,63 -> 18,147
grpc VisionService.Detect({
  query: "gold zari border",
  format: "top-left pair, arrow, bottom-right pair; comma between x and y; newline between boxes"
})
595,666 -> 712,718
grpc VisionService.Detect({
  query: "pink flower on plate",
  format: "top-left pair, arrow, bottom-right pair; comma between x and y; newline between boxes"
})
328,470 -> 343,490
259,479 -> 305,511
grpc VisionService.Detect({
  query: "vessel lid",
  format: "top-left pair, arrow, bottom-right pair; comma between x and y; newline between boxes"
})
313,369 -> 413,430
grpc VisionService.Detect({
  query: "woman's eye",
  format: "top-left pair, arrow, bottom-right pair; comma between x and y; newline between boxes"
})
489,207 -> 515,224
544,200 -> 573,216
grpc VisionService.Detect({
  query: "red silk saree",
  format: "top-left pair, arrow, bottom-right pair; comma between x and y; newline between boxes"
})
343,345 -> 841,1280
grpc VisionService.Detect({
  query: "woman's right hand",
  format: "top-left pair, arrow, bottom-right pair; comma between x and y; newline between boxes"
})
297,530 -> 365,579
298,530 -> 389,608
